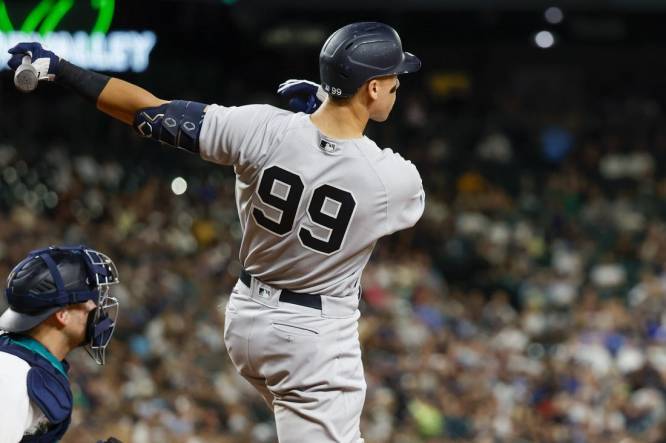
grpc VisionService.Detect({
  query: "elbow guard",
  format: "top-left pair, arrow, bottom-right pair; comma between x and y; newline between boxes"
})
133,100 -> 207,153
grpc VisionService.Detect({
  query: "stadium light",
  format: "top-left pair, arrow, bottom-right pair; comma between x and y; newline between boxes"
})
545,7 -> 564,24
171,177 -> 188,195
535,30 -> 555,49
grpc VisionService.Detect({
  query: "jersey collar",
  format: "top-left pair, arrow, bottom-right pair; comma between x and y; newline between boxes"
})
9,334 -> 68,378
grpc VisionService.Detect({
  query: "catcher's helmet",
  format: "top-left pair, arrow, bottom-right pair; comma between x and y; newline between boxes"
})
319,22 -> 421,98
0,245 -> 119,364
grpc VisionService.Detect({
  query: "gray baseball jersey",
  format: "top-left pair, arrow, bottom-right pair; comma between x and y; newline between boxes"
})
199,104 -> 424,298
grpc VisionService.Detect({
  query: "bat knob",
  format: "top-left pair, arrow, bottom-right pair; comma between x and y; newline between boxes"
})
14,56 -> 38,93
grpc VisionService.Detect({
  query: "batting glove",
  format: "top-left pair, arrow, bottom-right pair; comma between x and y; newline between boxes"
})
7,42 -> 60,81
277,79 -> 327,114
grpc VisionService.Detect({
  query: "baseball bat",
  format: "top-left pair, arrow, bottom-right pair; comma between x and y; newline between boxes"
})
14,55 -> 39,93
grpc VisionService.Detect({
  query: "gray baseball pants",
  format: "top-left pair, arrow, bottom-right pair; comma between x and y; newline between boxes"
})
223,278 -> 366,443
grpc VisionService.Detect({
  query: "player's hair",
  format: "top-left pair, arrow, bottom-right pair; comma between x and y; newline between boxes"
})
328,95 -> 353,104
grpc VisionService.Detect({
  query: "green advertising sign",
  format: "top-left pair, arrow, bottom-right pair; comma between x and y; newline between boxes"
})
0,0 -> 114,34
0,0 -> 156,72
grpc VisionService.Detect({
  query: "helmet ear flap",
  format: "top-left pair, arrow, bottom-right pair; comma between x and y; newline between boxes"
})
339,63 -> 352,79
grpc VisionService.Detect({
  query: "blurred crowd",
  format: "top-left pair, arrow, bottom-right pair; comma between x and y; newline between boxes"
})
2,63 -> 666,443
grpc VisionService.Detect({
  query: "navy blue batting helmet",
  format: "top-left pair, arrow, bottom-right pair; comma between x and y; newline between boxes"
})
319,22 -> 421,98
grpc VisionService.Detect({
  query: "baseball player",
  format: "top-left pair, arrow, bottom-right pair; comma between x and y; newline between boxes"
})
0,246 -> 120,443
7,22 -> 424,442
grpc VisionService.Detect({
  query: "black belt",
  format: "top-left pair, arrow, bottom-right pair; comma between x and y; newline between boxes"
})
240,269 -> 322,310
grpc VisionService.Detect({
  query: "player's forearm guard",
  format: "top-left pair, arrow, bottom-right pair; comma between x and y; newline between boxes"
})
133,100 -> 206,154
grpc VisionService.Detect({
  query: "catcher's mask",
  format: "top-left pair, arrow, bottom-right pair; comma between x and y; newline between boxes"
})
0,245 -> 120,365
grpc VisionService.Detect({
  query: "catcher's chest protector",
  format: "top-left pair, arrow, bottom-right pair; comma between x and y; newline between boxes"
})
0,335 -> 72,443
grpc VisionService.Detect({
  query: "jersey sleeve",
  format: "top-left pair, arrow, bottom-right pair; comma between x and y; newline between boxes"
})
198,104 -> 290,177
379,150 -> 425,235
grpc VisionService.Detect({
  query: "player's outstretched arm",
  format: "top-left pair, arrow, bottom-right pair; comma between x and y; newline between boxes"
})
8,42 -> 206,153
97,78 -> 167,125
7,42 -> 166,125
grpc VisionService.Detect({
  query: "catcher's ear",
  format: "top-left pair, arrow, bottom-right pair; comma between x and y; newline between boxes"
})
47,308 -> 69,328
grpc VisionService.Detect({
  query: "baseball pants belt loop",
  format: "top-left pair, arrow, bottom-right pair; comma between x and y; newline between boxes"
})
240,269 -> 323,310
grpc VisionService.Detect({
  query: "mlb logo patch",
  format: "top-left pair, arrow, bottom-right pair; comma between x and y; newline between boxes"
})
319,139 -> 337,153
258,286 -> 272,299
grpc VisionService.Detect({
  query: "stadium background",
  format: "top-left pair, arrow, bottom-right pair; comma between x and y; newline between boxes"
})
3,0 -> 666,442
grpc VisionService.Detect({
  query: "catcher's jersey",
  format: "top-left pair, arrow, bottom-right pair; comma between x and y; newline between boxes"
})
199,104 -> 424,298
0,352 -> 48,441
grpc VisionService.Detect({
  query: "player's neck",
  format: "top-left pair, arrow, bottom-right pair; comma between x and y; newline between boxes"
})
310,99 -> 368,140
27,327 -> 72,361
